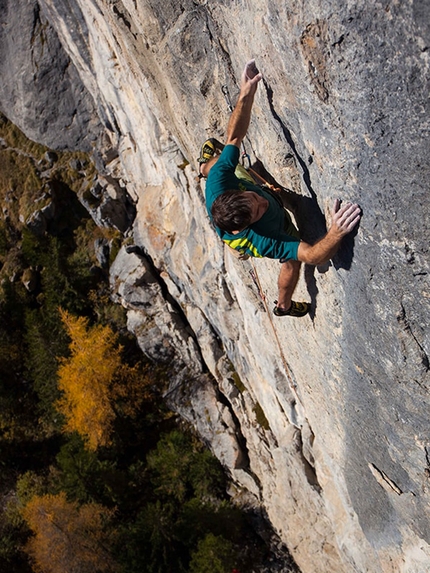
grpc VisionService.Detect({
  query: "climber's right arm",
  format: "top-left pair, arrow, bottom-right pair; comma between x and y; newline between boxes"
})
297,200 -> 361,265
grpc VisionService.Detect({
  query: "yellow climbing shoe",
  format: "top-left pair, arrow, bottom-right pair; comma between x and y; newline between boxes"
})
273,300 -> 310,317
197,138 -> 217,165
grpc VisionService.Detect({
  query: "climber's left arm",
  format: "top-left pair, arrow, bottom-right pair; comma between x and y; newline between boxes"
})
226,60 -> 262,149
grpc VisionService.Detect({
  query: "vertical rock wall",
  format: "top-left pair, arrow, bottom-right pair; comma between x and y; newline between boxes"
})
0,0 -> 102,150
1,1 -> 429,571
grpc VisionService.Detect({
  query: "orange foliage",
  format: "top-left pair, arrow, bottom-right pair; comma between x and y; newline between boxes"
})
22,492 -> 117,573
56,310 -> 122,450
56,310 -> 154,449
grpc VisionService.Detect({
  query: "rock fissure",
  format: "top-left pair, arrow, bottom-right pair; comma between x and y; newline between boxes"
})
368,463 -> 403,496
112,4 -> 134,35
214,384 -> 252,471
397,303 -> 430,375
295,428 -> 321,493
133,248 -> 206,356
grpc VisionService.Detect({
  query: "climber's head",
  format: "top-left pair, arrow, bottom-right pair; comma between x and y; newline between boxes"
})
211,191 -> 268,233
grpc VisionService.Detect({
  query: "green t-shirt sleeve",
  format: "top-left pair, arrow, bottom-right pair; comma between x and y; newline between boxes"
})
224,229 -> 300,261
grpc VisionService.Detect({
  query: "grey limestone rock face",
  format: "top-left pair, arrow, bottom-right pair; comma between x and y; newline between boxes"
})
0,0 -> 102,150
2,0 -> 430,572
80,175 -> 136,233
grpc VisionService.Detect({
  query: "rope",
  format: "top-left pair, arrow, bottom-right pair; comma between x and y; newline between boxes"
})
249,260 -> 297,386
250,259 -> 301,423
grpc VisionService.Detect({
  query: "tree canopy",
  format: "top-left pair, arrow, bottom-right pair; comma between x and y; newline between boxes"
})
23,492 -> 117,573
56,310 -> 123,450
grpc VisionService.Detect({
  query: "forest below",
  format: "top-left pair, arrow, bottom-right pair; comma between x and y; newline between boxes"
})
0,114 -> 295,573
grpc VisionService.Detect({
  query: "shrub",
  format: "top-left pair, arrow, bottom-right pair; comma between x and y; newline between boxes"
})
189,533 -> 237,573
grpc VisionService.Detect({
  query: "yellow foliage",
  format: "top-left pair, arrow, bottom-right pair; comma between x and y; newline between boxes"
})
22,492 -> 117,573
56,310 -> 155,450
56,310 -> 123,450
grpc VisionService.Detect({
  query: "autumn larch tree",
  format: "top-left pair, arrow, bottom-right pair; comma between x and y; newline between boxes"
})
22,492 -> 117,573
56,309 -> 151,450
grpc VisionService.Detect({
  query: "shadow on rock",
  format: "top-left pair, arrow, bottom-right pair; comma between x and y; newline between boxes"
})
332,224 -> 360,271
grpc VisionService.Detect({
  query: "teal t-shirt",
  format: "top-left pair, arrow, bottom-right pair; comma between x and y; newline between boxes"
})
205,145 -> 300,260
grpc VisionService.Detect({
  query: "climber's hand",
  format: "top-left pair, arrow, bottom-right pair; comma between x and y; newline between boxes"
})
331,199 -> 362,237
241,59 -> 262,91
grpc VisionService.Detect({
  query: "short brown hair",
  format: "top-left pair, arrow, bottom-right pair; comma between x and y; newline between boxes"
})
211,191 -> 252,233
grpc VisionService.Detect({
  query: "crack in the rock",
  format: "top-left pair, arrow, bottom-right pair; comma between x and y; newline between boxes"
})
111,2 -> 137,39
131,247 -> 207,367
368,463 -> 403,495
397,303 -> 430,372
296,428 -> 321,493
215,386 -> 259,479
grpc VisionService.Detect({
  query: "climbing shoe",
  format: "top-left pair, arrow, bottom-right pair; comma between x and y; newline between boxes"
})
197,138 -> 217,164
273,300 -> 310,317
197,138 -> 224,178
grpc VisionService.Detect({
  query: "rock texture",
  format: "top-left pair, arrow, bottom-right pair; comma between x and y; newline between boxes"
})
0,0 -> 102,150
2,1 -> 429,571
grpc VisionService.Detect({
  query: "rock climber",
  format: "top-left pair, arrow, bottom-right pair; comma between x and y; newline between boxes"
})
199,59 -> 361,318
